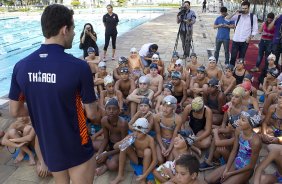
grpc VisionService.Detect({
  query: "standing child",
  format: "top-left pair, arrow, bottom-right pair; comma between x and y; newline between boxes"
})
94,98 -> 128,176
111,118 -> 157,184
205,109 -> 262,184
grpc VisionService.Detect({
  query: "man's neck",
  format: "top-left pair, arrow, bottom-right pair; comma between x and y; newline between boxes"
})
44,37 -> 65,48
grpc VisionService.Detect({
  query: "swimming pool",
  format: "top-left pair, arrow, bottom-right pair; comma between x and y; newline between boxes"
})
0,8 -> 167,97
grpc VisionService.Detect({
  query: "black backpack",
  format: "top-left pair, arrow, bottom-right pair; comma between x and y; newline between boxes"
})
235,13 -> 254,34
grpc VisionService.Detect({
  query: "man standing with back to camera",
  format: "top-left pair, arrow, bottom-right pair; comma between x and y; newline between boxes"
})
9,4 -> 97,184
177,1 -> 196,59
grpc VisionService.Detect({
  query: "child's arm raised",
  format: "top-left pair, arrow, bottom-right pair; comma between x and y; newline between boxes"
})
128,111 -> 141,131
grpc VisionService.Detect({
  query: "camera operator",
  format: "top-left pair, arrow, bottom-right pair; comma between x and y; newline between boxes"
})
177,1 -> 196,59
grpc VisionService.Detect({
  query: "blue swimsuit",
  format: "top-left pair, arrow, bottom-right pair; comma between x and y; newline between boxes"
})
234,133 -> 253,170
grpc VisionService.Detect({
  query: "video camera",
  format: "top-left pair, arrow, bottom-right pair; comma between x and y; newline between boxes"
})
177,6 -> 187,18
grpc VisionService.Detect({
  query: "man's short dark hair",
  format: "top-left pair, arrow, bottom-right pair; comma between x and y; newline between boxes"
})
241,1 -> 250,7
41,4 -> 74,39
150,44 -> 158,51
220,7 -> 227,13
175,154 -> 200,174
184,1 -> 190,5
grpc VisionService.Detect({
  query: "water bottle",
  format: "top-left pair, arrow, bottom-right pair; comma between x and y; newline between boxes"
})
90,124 -> 95,136
119,134 -> 136,151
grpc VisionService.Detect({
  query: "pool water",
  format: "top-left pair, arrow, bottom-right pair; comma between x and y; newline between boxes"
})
0,8 -> 166,97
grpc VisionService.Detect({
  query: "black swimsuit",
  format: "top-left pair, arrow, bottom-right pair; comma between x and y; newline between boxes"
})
189,107 -> 206,135
233,69 -> 246,85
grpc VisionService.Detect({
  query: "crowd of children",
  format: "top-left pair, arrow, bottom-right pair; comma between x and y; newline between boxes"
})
2,43 -> 282,184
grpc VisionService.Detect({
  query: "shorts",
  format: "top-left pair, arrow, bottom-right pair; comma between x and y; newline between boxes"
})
137,157 -> 143,165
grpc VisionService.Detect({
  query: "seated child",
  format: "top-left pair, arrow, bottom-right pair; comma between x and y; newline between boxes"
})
203,77 -> 226,125
99,75 -> 123,112
174,59 -> 190,87
233,58 -> 249,85
155,83 -> 173,114
220,64 -> 236,100
1,116 -> 36,165
94,98 -> 128,176
154,95 -> 182,164
206,56 -> 222,80
113,56 -> 129,81
145,54 -> 164,76
94,61 -> 108,94
167,52 -> 180,75
254,144 -> 282,184
153,131 -> 198,183
128,47 -> 144,81
263,81 -> 282,115
262,67 -> 279,98
171,71 -> 188,108
111,118 -> 157,184
129,98 -> 154,136
127,76 -> 154,118
85,47 -> 100,75
205,109 -> 262,184
181,97 -> 212,150
167,154 -> 203,184
258,53 -> 279,86
261,92 -> 282,144
146,63 -> 164,100
241,81 -> 259,111
186,53 -> 201,77
242,73 -> 257,98
189,66 -> 209,97
114,67 -> 136,99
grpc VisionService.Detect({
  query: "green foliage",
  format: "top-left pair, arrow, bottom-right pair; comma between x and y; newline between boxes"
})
71,0 -> 80,7
158,3 -> 180,7
117,0 -> 127,6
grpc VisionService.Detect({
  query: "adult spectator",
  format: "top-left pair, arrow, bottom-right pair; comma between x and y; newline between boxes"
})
202,0 -> 207,13
9,4 -> 97,183
139,43 -> 159,67
79,23 -> 99,58
227,1 -> 258,66
251,13 -> 275,72
177,1 -> 196,59
213,7 -> 235,65
103,4 -> 119,61
268,14 -> 282,67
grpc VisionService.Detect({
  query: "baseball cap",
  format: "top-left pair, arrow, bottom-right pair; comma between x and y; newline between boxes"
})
140,97 -> 152,107
171,71 -> 182,79
120,67 -> 129,73
240,109 -> 262,128
163,95 -> 177,105
191,97 -> 204,111
87,47 -> 95,53
118,56 -> 128,65
150,63 -> 158,69
139,76 -> 150,84
175,59 -> 184,66
152,54 -> 159,60
133,118 -> 149,134
208,56 -> 216,63
98,61 -> 106,68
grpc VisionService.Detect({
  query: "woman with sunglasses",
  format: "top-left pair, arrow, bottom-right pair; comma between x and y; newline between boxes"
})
80,23 -> 99,58
103,4 -> 119,61
154,95 -> 182,164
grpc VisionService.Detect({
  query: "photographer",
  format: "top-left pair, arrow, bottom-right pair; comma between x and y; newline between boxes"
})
80,23 -> 99,58
177,1 -> 196,59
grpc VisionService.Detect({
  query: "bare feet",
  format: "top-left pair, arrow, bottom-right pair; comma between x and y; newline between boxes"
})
110,175 -> 124,184
28,154 -> 36,165
36,161 -> 50,177
14,150 -> 25,164
96,164 -> 108,176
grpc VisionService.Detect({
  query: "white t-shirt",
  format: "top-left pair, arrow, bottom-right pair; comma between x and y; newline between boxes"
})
139,43 -> 154,57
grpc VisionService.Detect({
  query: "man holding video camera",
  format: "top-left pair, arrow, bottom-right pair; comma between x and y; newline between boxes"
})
177,1 -> 196,59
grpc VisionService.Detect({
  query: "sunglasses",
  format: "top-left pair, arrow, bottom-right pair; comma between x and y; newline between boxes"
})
174,64 -> 182,67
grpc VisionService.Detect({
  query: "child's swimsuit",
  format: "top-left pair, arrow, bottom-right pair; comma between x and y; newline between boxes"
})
271,106 -> 282,137
189,107 -> 206,135
207,93 -> 219,111
234,133 -> 253,170
160,113 -> 176,146
233,69 -> 246,85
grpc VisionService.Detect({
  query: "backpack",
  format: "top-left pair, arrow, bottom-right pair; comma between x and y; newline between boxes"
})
235,13 -> 254,34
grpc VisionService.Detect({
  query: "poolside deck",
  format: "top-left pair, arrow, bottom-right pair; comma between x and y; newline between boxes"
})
0,6 -> 277,184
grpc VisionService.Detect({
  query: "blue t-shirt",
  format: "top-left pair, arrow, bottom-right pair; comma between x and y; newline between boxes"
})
214,16 -> 235,40
9,44 -> 96,172
273,16 -> 282,44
